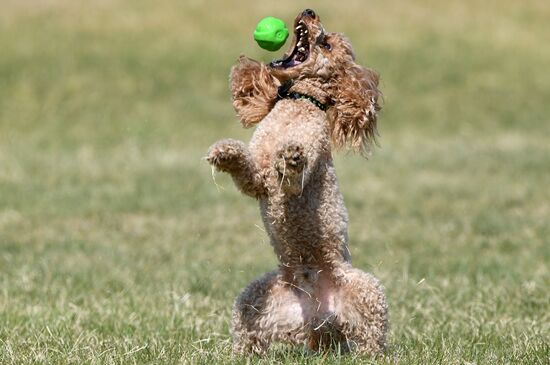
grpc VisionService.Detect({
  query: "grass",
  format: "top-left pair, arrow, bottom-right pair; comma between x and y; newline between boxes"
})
0,0 -> 549,363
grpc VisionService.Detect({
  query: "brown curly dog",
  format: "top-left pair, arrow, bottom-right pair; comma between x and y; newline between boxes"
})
207,8 -> 388,356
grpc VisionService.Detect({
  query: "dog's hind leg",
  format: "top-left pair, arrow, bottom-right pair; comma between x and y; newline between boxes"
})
331,267 -> 388,355
232,270 -> 307,355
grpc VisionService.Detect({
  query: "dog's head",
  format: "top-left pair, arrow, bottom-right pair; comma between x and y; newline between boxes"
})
270,9 -> 353,81
230,9 -> 381,154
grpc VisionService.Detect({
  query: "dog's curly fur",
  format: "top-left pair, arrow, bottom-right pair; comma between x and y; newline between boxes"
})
207,9 -> 388,356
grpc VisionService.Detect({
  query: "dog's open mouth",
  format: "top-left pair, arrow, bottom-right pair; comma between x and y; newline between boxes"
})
270,20 -> 310,68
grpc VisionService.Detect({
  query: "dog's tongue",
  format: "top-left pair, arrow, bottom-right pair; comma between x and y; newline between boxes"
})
283,60 -> 300,67
271,59 -> 299,68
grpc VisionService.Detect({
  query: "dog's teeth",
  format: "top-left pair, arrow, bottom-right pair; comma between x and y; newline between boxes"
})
304,30 -> 308,34
299,47 -> 305,52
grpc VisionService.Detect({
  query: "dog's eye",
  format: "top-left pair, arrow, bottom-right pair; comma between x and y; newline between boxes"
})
322,42 -> 332,51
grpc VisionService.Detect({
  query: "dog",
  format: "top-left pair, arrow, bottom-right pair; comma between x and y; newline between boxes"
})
207,8 -> 388,355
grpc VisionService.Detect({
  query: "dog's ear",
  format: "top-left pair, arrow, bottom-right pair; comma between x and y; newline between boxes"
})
230,56 -> 280,127
327,63 -> 381,155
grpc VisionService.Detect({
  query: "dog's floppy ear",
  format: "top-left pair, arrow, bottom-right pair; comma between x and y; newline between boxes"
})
230,56 -> 280,127
327,63 -> 381,155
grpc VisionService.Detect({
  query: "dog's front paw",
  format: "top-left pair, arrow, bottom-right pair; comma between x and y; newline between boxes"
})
207,139 -> 246,172
275,143 -> 306,177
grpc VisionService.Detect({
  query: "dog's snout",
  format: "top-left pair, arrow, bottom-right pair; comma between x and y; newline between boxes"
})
302,9 -> 316,18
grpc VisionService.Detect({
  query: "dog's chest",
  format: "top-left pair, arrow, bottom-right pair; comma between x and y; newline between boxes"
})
248,100 -> 327,169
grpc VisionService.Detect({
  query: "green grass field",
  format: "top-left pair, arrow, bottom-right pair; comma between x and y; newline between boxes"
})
1,0 -> 549,363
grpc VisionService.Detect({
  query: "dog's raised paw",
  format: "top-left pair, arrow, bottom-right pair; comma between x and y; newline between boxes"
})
275,143 -> 306,176
207,139 -> 246,171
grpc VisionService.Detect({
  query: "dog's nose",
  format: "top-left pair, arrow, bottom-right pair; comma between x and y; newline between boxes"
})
302,9 -> 316,18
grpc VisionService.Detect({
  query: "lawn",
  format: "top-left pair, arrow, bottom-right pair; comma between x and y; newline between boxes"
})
0,0 -> 548,363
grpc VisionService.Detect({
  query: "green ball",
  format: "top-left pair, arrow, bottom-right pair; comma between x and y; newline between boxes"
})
253,17 -> 289,52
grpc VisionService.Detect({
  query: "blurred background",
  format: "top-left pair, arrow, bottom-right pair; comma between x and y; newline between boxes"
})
0,0 -> 548,363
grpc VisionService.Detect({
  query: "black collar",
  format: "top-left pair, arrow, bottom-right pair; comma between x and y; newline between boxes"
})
276,80 -> 329,112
